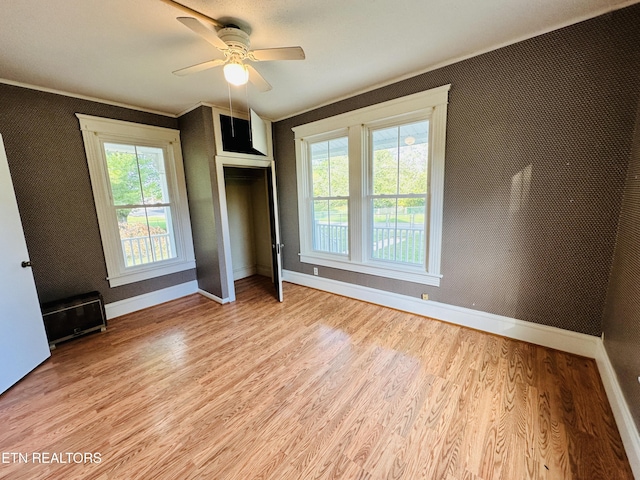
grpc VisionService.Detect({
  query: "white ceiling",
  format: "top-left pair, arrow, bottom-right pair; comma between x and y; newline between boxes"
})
0,0 -> 637,121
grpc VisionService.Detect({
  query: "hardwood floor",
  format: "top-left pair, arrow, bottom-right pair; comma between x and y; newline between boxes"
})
0,276 -> 632,479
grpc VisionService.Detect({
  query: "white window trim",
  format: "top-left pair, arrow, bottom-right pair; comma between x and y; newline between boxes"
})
77,114 -> 196,287
293,84 -> 450,286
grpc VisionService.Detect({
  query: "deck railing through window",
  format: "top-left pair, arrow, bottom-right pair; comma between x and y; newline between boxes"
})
313,222 -> 425,264
313,222 -> 349,254
121,233 -> 173,266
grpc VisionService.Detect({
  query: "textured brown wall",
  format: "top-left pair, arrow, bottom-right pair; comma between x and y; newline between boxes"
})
602,99 -> 640,432
178,106 -> 226,298
274,4 -> 640,336
0,83 -> 196,305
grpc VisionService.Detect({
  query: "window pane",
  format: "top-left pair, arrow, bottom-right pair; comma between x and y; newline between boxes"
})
371,198 -> 425,265
312,199 -> 348,255
398,121 -> 429,195
372,127 -> 398,195
372,121 -> 429,196
311,142 -> 330,197
105,143 -> 170,206
117,207 -> 176,267
105,143 -> 143,206
136,146 -> 169,204
310,137 -> 348,198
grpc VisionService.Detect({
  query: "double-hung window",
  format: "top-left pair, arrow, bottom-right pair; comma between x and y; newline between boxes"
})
294,85 -> 450,286
77,115 -> 195,287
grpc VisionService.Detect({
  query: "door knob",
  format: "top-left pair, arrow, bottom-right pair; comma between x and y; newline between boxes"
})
21,261 -> 32,268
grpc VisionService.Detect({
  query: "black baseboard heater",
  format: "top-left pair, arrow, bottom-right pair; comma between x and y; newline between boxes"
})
41,291 -> 107,349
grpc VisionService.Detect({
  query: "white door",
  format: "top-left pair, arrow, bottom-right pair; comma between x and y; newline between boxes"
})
0,133 -> 51,395
267,163 -> 284,302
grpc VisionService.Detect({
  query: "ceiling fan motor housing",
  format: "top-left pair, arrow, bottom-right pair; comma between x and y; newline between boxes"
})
218,27 -> 251,57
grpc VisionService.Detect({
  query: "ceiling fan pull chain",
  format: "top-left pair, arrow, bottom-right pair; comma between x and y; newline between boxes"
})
228,82 -> 235,137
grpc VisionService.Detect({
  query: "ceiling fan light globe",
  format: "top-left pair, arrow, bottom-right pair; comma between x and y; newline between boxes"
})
223,63 -> 249,86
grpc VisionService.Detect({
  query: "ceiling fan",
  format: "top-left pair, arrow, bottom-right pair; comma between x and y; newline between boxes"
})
172,16 -> 305,92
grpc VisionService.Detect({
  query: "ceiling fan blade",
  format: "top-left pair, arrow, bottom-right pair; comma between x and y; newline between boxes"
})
177,17 -> 228,51
160,0 -> 223,28
250,46 -> 305,62
246,64 -> 272,92
173,59 -> 226,76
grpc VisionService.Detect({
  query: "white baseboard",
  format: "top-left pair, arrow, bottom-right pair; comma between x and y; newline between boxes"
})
198,289 -> 229,304
595,342 -> 640,478
233,265 -> 257,281
283,270 -> 640,474
282,270 -> 598,357
233,265 -> 272,280
257,264 -> 272,277
104,281 -> 198,319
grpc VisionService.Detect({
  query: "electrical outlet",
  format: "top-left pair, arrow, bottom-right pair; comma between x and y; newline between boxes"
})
313,267 -> 318,276
421,293 -> 429,300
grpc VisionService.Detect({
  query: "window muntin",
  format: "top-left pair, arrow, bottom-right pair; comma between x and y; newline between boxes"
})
369,120 -> 429,266
309,136 -> 349,255
104,143 -> 177,267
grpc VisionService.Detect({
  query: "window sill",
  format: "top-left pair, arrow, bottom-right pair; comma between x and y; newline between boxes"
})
107,259 -> 196,287
299,253 -> 441,286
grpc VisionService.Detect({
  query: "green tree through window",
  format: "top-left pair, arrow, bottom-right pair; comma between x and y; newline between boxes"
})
106,149 -> 164,222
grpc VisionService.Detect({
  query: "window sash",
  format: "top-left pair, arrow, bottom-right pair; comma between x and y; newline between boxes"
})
367,118 -> 430,268
311,197 -> 349,255
113,204 -> 177,267
368,195 -> 427,266
103,141 -> 179,269
307,135 -> 350,256
370,120 -> 430,197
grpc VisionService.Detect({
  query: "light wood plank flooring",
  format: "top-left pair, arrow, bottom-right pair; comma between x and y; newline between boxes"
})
0,276 -> 632,479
